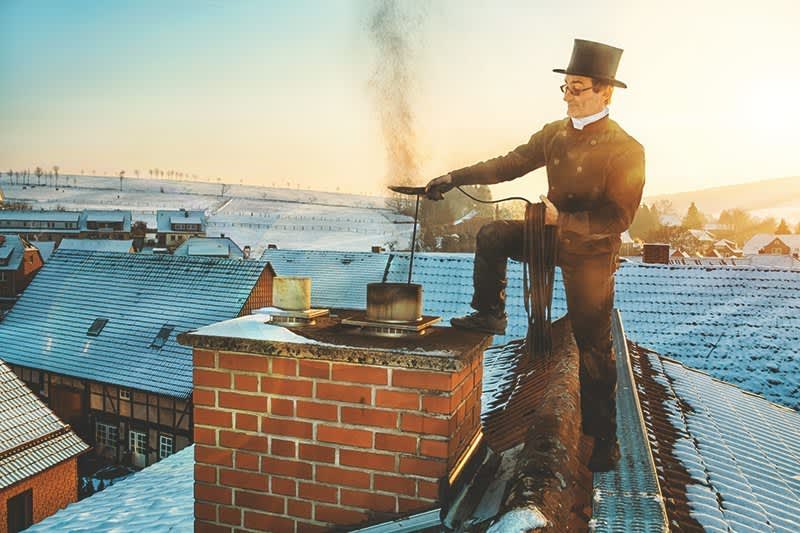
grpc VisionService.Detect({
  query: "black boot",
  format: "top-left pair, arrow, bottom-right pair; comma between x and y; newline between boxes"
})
588,436 -> 620,472
450,310 -> 507,335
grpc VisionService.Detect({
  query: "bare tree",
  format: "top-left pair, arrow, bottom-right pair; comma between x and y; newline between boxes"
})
34,166 -> 43,185
53,165 -> 59,188
119,170 -> 125,191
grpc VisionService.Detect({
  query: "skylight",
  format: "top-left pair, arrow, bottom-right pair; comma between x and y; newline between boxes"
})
150,324 -> 175,349
87,318 -> 108,337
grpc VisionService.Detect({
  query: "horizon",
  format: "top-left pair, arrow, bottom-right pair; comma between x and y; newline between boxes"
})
2,0 -> 799,198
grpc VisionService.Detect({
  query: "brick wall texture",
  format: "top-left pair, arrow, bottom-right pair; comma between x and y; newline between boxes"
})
193,348 -> 483,532
0,458 -> 79,532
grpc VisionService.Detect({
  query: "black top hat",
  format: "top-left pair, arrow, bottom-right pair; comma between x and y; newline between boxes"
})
553,39 -> 627,89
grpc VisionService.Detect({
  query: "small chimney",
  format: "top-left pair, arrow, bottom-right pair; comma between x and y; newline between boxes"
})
267,243 -> 278,250
371,245 -> 384,253
243,245 -> 251,260
643,243 -> 670,264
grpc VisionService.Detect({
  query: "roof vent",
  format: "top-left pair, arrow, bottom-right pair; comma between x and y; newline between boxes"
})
341,283 -> 440,337
268,276 -> 328,326
87,318 -> 109,337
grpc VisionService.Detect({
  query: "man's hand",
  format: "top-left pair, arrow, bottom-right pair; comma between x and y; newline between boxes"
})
540,195 -> 559,226
425,173 -> 454,201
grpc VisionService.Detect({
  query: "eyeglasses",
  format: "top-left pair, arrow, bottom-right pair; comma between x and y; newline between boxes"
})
560,84 -> 594,96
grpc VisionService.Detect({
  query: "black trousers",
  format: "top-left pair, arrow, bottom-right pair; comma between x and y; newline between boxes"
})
472,220 -> 618,440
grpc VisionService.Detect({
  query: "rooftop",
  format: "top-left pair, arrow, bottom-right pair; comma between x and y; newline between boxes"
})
0,360 -> 89,491
174,236 -> 244,258
0,250 -> 271,398
58,238 -> 133,253
157,209 -> 207,233
34,309 -> 800,531
25,444 -> 194,532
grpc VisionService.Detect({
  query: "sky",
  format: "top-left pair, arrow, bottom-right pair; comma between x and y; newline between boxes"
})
1,0 -> 799,198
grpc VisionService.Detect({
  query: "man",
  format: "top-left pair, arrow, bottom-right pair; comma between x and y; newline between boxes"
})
425,39 -> 645,471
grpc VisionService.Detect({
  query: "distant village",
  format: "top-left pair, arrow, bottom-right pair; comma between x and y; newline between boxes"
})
0,177 -> 798,532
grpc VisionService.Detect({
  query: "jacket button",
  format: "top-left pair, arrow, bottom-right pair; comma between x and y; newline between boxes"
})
553,158 -> 560,165
590,139 -> 597,145
577,166 -> 583,173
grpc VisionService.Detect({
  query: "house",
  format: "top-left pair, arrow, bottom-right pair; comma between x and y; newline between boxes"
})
263,249 -> 800,410
0,249 -> 276,468
743,233 -> 800,257
0,360 -> 89,532
713,238 -> 741,257
173,236 -> 245,259
27,306 -> 800,531
57,238 -> 135,254
0,210 -> 81,244
78,210 -> 132,239
0,235 -> 44,311
156,209 -> 207,250
686,228 -> 716,255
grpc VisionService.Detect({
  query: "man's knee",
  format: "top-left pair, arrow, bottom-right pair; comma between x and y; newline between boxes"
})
476,220 -> 520,254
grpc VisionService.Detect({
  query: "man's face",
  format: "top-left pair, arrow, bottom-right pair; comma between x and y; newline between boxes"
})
562,75 -> 610,118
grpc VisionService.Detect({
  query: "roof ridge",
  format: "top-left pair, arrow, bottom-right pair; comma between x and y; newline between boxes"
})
0,425 -> 73,461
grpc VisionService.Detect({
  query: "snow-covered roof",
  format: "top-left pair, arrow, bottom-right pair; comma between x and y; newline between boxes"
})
271,250 -> 800,409
659,214 -> 681,227
26,444 -> 194,532
157,210 -> 207,233
262,249 -> 391,309
688,229 -> 715,241
79,210 -> 131,232
174,237 -> 244,258
32,240 -> 56,262
0,210 -> 80,222
0,250 -> 271,398
625,343 -> 800,532
0,235 -> 25,271
0,360 -> 89,490
742,233 -> 800,255
58,238 -> 133,253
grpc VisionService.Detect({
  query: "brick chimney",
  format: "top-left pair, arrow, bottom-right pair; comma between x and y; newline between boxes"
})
180,316 -> 490,532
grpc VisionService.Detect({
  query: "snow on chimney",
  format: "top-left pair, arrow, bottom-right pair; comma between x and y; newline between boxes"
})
181,302 -> 490,531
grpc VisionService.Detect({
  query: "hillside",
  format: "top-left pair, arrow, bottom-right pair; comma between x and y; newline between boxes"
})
0,175 -> 413,255
644,175 -> 800,222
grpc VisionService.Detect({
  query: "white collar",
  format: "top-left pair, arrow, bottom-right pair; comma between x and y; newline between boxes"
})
570,107 -> 609,130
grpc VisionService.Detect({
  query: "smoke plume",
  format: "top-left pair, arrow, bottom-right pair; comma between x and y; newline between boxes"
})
368,0 -> 428,188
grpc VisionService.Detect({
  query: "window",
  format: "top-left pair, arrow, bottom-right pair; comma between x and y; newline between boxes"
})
129,431 -> 147,455
96,422 -> 118,448
119,388 -> 131,400
87,318 -> 108,337
0,272 -> 6,281
150,324 -> 175,349
7,489 -> 32,533
159,435 -> 174,459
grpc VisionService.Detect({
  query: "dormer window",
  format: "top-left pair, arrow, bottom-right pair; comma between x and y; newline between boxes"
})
87,318 -> 108,337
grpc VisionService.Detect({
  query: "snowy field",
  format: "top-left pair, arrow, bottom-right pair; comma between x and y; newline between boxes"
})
1,175 -> 413,255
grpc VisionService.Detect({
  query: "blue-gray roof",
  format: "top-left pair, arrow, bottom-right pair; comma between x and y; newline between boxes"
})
157,210 -> 207,233
80,210 -> 132,232
0,360 -> 89,490
174,237 -> 244,258
58,238 -> 133,253
0,210 -> 80,222
257,250 -> 800,409
605,342 -> 800,532
0,235 -> 26,271
32,240 -> 56,262
0,250 -> 270,398
262,249 -> 391,309
26,444 -> 194,533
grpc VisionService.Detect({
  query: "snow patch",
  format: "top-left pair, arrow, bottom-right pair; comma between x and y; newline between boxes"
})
487,507 -> 549,532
